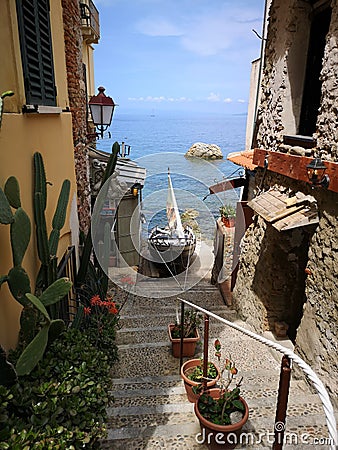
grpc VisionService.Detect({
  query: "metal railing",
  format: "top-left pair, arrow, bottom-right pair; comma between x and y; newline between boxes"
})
178,297 -> 337,450
57,246 -> 78,325
80,1 -> 100,39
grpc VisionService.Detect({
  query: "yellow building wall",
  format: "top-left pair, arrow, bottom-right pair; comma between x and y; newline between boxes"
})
82,42 -> 96,97
0,0 -> 79,350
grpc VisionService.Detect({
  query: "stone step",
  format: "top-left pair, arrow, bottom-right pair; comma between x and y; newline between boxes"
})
110,368 -> 305,389
102,413 -> 330,449
106,283 -> 336,450
118,310 -> 238,330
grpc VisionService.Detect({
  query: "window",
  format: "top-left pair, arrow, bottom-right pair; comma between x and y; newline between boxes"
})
16,0 -> 56,106
299,5 -> 332,136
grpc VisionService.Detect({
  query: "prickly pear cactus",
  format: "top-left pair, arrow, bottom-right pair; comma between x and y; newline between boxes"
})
10,208 -> 31,267
0,187 -> 14,224
4,176 -> 21,209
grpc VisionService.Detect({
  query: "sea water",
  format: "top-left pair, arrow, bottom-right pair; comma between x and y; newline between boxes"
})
96,111 -> 247,238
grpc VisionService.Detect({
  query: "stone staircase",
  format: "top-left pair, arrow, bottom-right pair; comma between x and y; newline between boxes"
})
101,279 -> 334,449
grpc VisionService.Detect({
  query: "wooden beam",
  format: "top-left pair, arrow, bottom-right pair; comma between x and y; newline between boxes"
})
253,149 -> 338,193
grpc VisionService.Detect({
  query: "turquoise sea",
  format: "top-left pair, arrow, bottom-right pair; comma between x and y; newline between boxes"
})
96,111 -> 247,237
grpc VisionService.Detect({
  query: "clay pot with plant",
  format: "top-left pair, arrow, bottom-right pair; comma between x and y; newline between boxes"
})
194,339 -> 249,449
219,204 -> 236,228
180,358 -> 220,403
168,309 -> 201,358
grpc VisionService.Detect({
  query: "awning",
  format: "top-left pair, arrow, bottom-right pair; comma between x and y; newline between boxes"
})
227,150 -> 257,171
209,177 -> 246,194
247,188 -> 319,231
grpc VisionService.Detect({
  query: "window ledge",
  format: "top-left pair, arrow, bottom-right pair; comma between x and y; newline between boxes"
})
283,134 -> 316,148
23,105 -> 62,114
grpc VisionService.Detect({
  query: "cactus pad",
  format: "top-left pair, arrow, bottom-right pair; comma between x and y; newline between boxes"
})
8,266 -> 31,306
0,187 -> 14,224
10,207 -> 31,266
16,324 -> 49,376
40,277 -> 72,307
4,176 -> 21,209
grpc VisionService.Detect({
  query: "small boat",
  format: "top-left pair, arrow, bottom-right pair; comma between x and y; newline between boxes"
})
148,169 -> 196,269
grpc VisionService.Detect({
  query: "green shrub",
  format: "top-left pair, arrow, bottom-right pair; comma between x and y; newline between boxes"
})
1,329 -> 114,449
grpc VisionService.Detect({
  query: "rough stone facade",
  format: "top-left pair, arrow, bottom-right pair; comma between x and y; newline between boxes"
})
62,0 -> 91,234
234,0 -> 338,404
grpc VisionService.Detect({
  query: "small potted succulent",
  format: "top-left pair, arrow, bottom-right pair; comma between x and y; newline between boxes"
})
168,309 -> 201,358
194,340 -> 249,449
180,358 -> 220,403
219,204 -> 236,228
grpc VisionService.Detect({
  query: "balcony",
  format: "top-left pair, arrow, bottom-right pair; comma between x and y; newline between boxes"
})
80,0 -> 100,44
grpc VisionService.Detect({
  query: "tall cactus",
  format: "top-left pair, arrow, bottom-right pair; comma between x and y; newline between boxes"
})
33,152 -> 70,300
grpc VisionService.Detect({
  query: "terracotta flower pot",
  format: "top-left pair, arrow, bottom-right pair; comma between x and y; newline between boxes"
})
168,324 -> 200,358
221,217 -> 235,228
180,359 -> 220,403
194,388 -> 249,449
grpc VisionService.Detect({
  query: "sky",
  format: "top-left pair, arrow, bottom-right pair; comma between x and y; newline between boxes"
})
93,0 -> 265,115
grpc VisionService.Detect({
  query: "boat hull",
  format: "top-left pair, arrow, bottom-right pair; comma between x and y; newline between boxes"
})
148,226 -> 196,269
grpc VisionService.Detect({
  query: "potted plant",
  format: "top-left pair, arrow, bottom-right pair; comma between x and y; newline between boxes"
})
180,358 -> 220,403
219,204 -> 236,228
168,309 -> 201,358
194,340 -> 249,449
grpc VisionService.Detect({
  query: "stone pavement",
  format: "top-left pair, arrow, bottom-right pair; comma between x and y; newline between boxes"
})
101,268 -> 335,449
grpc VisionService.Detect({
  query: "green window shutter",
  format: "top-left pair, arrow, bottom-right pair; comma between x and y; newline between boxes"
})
16,0 -> 56,106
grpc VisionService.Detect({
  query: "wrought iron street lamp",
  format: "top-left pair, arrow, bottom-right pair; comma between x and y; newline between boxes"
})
306,157 -> 330,188
88,86 -> 116,138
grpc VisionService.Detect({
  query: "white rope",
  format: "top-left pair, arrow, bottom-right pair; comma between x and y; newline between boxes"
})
178,297 -> 338,449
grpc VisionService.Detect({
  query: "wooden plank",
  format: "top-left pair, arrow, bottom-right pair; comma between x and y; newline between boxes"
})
253,148 -> 338,193
273,208 -> 319,231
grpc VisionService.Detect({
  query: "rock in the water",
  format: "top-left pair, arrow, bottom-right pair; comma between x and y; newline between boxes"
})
185,142 -> 223,159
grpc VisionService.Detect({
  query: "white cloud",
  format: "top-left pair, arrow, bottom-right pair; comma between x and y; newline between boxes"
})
207,92 -> 221,102
223,98 -> 233,103
237,98 -> 246,103
135,4 -> 262,57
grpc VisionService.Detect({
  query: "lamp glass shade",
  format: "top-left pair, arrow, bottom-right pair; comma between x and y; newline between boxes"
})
89,103 -> 115,127
306,157 -> 327,184
88,86 -> 116,127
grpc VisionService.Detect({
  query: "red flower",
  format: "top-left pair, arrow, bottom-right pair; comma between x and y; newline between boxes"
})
90,295 -> 102,306
230,367 -> 238,375
84,306 -> 91,316
108,305 -> 118,315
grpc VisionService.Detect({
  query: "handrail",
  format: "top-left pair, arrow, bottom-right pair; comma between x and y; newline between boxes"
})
178,297 -> 337,450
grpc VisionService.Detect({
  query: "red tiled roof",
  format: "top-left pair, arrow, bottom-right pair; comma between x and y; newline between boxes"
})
227,150 -> 257,171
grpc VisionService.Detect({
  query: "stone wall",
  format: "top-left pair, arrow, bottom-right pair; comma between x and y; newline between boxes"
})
62,0 -> 91,234
315,0 -> 338,161
235,0 -> 338,403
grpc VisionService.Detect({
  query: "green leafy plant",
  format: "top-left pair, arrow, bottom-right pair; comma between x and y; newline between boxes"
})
197,339 -> 244,425
219,204 -> 236,219
187,360 -> 218,383
0,328 -> 114,448
171,309 -> 201,338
